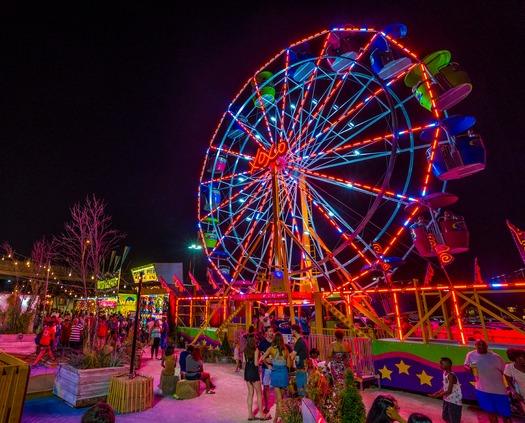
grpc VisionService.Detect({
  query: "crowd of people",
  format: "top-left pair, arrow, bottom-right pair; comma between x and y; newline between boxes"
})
33,307 -> 525,423
31,309 -> 171,367
233,316 -> 355,423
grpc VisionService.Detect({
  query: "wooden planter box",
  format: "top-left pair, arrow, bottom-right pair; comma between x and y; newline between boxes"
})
0,352 -> 30,423
53,363 -> 128,408
107,373 -> 153,414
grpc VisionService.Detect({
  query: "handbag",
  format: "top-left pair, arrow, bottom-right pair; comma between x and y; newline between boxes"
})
174,366 -> 181,377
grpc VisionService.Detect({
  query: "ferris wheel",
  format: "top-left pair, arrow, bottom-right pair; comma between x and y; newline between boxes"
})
198,24 -> 483,294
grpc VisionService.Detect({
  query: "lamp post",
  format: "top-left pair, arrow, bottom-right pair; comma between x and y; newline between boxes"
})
188,243 -> 202,275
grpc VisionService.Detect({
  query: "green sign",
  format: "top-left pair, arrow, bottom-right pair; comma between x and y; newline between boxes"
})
97,277 -> 118,290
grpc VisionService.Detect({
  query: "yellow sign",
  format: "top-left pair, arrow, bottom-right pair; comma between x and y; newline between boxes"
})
131,264 -> 157,283
118,294 -> 137,317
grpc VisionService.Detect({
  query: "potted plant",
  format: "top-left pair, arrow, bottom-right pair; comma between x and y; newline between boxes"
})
281,398 -> 303,423
53,345 -> 129,408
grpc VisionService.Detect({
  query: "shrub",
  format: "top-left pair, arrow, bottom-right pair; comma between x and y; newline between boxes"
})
219,333 -> 232,357
340,370 -> 366,423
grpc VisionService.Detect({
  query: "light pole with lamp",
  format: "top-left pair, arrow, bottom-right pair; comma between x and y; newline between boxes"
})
188,243 -> 202,275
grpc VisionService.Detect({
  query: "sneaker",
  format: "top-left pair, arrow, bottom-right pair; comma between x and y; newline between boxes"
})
205,390 -> 216,394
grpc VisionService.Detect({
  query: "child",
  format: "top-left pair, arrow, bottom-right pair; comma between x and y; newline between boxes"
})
429,357 -> 462,423
306,347 -> 325,371
234,339 -> 242,372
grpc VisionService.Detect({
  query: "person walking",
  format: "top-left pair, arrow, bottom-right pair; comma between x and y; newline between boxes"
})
327,328 -> 353,385
160,316 -> 169,356
32,320 -> 56,367
149,319 -> 162,359
259,332 -> 290,423
429,357 -> 462,423
465,339 -> 512,423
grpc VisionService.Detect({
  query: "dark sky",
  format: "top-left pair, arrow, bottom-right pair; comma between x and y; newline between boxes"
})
1,1 -> 525,282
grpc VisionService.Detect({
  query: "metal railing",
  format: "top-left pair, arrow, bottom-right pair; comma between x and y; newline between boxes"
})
308,334 -> 375,382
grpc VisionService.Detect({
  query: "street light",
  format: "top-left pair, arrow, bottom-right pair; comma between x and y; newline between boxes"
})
188,243 -> 203,275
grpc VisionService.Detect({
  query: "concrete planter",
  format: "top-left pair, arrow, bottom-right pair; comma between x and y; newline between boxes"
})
53,363 -> 128,408
302,398 -> 326,423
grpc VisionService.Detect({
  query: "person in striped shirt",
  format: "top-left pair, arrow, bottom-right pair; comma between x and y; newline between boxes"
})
69,318 -> 84,350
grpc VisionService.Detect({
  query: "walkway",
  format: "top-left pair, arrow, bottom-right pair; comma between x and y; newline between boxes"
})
16,348 -> 525,423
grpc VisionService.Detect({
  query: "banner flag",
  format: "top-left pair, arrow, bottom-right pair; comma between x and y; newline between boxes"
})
172,273 -> 185,293
435,244 -> 455,267
121,246 -> 131,266
206,268 -> 218,290
427,234 -> 455,267
188,271 -> 201,291
423,263 -> 435,286
506,219 -> 525,265
474,258 -> 484,284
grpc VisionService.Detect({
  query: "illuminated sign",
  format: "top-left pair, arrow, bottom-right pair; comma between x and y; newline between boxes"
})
97,277 -> 118,290
131,265 -> 157,283
249,141 -> 288,172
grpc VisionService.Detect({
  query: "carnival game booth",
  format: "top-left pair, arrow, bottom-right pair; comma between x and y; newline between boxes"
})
130,263 -> 184,329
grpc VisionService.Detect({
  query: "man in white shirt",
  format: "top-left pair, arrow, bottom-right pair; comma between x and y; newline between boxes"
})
464,339 -> 512,423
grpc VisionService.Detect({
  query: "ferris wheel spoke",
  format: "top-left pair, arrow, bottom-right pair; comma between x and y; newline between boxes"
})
220,182 -> 273,261
293,165 -> 412,207
284,34 -> 333,142
302,109 -> 393,170
300,183 -> 377,269
292,74 -> 377,157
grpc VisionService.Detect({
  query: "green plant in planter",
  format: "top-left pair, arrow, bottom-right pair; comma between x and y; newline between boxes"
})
67,345 -> 127,369
340,369 -> 366,423
281,398 -> 303,423
304,368 -> 342,422
305,368 -> 330,406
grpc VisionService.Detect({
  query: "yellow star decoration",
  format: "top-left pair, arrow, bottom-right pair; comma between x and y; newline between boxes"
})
395,360 -> 411,375
379,365 -> 393,380
416,370 -> 434,386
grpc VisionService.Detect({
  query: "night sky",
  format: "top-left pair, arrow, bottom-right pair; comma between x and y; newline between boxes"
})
1,1 -> 525,283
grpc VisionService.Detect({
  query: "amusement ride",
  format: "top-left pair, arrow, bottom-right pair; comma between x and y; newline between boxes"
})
187,23 -> 524,349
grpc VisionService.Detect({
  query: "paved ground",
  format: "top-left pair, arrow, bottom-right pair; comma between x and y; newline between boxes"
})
16,349 -> 525,423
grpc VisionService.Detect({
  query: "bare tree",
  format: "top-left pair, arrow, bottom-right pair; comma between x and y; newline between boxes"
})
57,195 -> 126,301
29,237 -> 59,324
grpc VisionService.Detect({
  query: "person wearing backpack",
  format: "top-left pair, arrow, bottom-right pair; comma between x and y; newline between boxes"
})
32,320 -> 56,367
